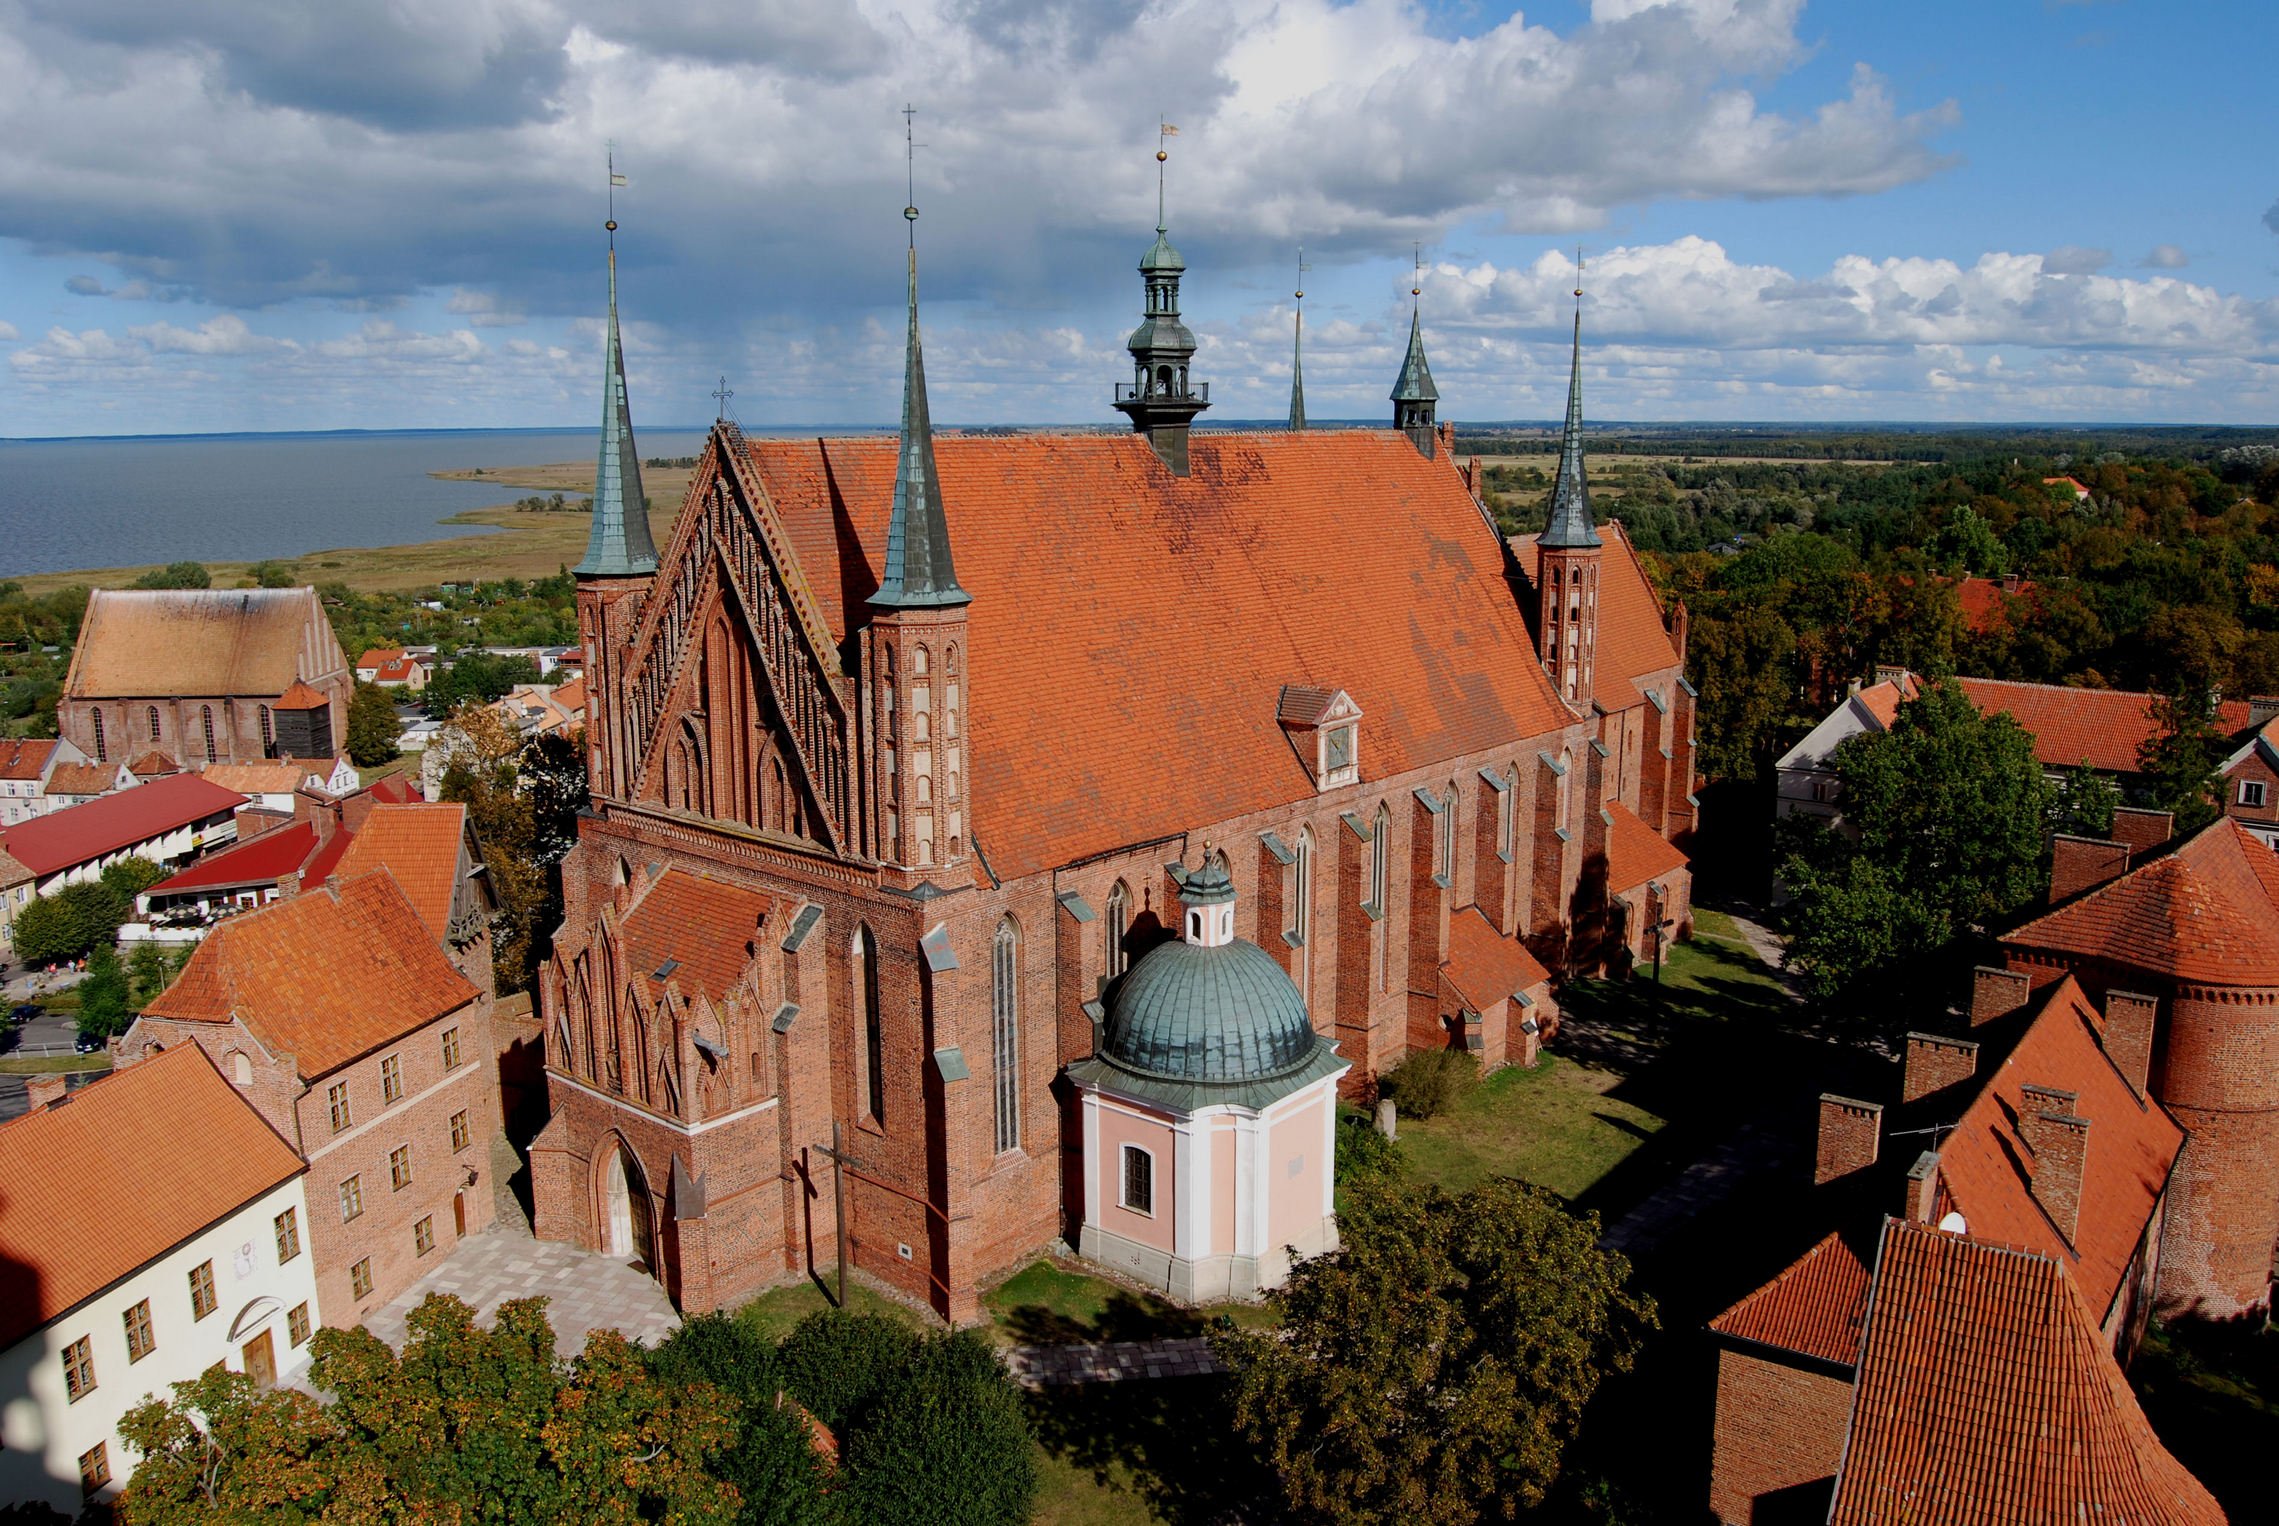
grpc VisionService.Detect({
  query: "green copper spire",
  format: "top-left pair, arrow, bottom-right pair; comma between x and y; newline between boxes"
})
871,143 -> 968,610
1540,304 -> 1602,550
1289,249 -> 1308,431
576,200 -> 658,578
1390,306 -> 1438,409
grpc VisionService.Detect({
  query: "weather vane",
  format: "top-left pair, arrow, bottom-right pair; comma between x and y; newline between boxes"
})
1575,244 -> 1584,303
605,141 -> 626,244
1296,245 -> 1309,303
1156,118 -> 1179,229
1412,242 -> 1423,306
901,103 -> 925,244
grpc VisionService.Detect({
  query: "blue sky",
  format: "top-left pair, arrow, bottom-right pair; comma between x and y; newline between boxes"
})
0,0 -> 2272,436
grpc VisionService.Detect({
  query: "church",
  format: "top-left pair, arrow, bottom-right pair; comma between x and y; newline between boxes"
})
529,173 -> 1696,1322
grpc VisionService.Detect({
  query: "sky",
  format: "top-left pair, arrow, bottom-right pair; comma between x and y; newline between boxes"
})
0,0 -> 2274,436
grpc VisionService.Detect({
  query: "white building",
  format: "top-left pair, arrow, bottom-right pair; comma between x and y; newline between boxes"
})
0,1046 -> 317,1513
0,739 -> 92,827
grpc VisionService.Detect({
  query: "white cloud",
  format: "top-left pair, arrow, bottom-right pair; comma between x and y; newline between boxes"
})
2039,245 -> 2110,275
0,320 -> 18,343
129,314 -> 294,355
447,288 -> 528,327
2139,244 -> 2190,269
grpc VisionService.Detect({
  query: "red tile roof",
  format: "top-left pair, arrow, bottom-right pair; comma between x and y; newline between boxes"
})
43,762 -> 121,797
0,739 -> 60,781
0,1045 -> 304,1350
0,772 -> 246,876
144,871 -> 476,1076
146,822 -> 321,895
274,679 -> 330,710
2006,817 -> 2279,985
747,430 -> 1572,880
1954,677 -> 2252,775
1603,799 -> 1690,895
358,648 -> 405,669
1829,1220 -> 2223,1526
128,749 -> 181,777
1853,674 -> 1917,728
1509,521 -> 1684,700
328,803 -> 466,939
1708,1231 -> 1871,1366
364,774 -> 420,805
1955,577 -> 2039,635
1442,904 -> 1550,1013
1936,977 -> 2184,1318
621,870 -> 779,1004
66,588 -> 343,700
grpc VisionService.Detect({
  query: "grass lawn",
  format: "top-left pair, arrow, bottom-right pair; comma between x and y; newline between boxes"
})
981,1257 -> 1276,1349
0,1053 -> 110,1075
1398,1053 -> 1663,1201
2133,1318 -> 2279,1519
730,1272 -> 934,1346
1027,1376 -> 1278,1526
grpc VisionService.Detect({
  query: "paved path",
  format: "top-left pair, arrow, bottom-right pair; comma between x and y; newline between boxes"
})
1703,909 -> 1803,1002
361,1231 -> 680,1360
1004,1336 -> 1221,1387
1599,1122 -> 1797,1258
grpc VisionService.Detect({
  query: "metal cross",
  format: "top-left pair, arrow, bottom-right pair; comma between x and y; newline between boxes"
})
711,376 -> 734,421
812,1119 -> 871,1307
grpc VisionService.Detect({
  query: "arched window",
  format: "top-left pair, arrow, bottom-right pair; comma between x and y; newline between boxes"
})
91,709 -> 105,763
855,926 -> 884,1123
1369,803 -> 1390,911
914,708 -> 930,744
1292,827 -> 1314,1001
200,705 -> 216,761
992,918 -> 1021,1154
1105,880 -> 1131,978
258,705 -> 273,755
1498,772 -> 1515,858
1436,784 -> 1457,879
1570,567 -> 1583,585
916,773 -> 932,805
913,645 -> 929,678
1557,750 -> 1574,831
147,706 -> 161,741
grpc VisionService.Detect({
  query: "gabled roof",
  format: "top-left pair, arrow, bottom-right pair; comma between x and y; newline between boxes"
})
0,738 -> 60,781
1955,576 -> 2038,635
128,749 -> 181,777
746,430 -> 1571,880
0,844 -> 34,889
0,1045 -> 304,1350
2005,817 -> 2279,985
0,772 -> 246,875
274,679 -> 331,710
1954,676 -> 2252,775
201,761 -> 322,796
328,803 -> 468,940
64,587 -> 345,700
1709,1230 -> 1871,1367
144,871 -> 476,1076
1442,905 -> 1550,1013
620,870 -> 777,1004
365,773 -> 421,806
44,762 -> 122,797
1854,673 -> 1919,727
1935,977 -> 2184,1317
1828,1220 -> 2223,1526
145,822 -> 322,895
1603,799 -> 1689,896
357,648 -> 405,668
1510,523 -> 1682,700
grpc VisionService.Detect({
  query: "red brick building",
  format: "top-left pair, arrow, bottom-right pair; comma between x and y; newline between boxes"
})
532,216 -> 1693,1321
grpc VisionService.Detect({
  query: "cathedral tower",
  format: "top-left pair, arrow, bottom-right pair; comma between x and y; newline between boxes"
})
866,184 -> 973,886
1537,287 -> 1603,708
1390,258 -> 1438,457
1112,142 -> 1210,474
576,170 -> 661,803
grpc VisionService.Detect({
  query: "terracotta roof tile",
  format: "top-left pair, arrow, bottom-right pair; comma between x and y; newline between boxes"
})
147,822 -> 322,894
0,739 -> 60,781
0,1045 -> 304,1349
749,430 -> 1572,880
144,871 -> 476,1076
65,588 -> 345,700
128,749 -> 181,777
1854,674 -> 1918,728
200,761 -> 321,796
620,870 -> 779,1005
1955,676 -> 2253,775
1955,577 -> 2039,635
0,772 -> 246,876
1829,1220 -> 2223,1525
1708,1230 -> 1871,1366
1509,522 -> 1684,700
1936,977 -> 2184,1318
43,762 -> 121,796
274,679 -> 330,709
1603,799 -> 1690,895
1442,904 -> 1550,1013
327,803 -> 467,940
2006,817 -> 2279,984
364,774 -> 421,805
0,845 -> 32,888
358,648 -> 405,668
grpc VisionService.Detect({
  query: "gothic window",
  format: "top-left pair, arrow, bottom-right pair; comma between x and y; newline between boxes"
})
1498,773 -> 1515,857
147,705 -> 160,741
913,645 -> 929,678
1368,803 -> 1390,911
1570,567 -> 1582,584
200,706 -> 216,761
855,925 -> 884,1123
91,709 -> 105,762
946,648 -> 961,739
1106,881 -> 1131,979
1558,750 -> 1574,830
1436,784 -> 1457,879
259,705 -> 273,754
1293,826 -> 1314,1002
992,918 -> 1020,1154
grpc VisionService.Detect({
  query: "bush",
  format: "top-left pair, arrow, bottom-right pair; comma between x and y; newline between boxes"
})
12,882 -> 130,965
132,561 -> 211,590
776,1310 -> 917,1432
248,560 -> 298,589
1335,1108 -> 1403,1186
650,1315 -> 835,1526
1378,1047 -> 1480,1121
841,1331 -> 1036,1526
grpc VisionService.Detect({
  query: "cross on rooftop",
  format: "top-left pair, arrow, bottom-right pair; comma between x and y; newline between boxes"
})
712,376 -> 734,421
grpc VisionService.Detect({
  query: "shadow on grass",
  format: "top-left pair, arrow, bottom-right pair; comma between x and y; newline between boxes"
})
999,1289 -> 1204,1347
1026,1373 -> 1280,1526
2133,1316 -> 2278,1520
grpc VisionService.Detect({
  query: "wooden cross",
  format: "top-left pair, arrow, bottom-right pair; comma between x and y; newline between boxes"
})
812,1118 -> 870,1307
711,376 -> 734,421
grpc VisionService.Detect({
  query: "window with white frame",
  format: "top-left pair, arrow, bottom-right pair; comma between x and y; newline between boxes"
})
2239,778 -> 2266,809
1120,1144 -> 1154,1215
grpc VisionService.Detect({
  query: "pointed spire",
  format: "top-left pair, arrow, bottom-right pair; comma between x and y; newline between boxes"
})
1541,260 -> 1601,550
871,110 -> 968,610
1390,304 -> 1438,406
577,151 -> 659,579
1289,248 -> 1308,431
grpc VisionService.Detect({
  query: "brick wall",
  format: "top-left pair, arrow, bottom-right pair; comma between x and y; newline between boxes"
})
1707,1346 -> 1854,1525
2152,983 -> 2279,1317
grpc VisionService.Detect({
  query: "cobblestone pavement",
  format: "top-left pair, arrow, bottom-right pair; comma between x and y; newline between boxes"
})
1599,1121 -> 1798,1258
1004,1336 -> 1221,1387
360,1231 -> 680,1360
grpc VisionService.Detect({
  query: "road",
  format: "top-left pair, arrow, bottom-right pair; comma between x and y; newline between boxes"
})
0,972 -> 99,1123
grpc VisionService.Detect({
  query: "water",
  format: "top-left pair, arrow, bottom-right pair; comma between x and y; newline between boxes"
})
0,428 -> 713,578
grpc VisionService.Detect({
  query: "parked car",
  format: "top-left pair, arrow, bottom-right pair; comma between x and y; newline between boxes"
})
8,1003 -> 38,1023
74,1033 -> 105,1055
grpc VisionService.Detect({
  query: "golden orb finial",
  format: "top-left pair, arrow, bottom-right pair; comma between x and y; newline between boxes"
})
1156,149 -> 1167,163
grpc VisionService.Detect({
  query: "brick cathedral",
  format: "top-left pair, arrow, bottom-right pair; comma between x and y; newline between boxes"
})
530,183 -> 1696,1321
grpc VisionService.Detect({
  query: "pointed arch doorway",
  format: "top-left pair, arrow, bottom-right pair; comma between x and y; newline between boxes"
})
600,1140 -> 655,1274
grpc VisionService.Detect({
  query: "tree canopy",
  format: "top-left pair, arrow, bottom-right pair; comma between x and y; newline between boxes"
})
345,680 -> 402,768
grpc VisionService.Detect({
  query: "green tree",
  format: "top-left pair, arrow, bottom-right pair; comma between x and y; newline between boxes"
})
1779,679 -> 2053,1002
78,943 -> 129,1041
345,680 -> 402,768
1932,504 -> 2007,577
132,561 -> 212,591
1215,1177 -> 1653,1526
2049,761 -> 2122,840
128,940 -> 169,1007
246,560 -> 298,589
425,650 -> 541,719
117,1363 -> 385,1524
649,1315 -> 839,1526
777,1309 -> 919,1433
438,704 -> 550,991
2138,680 -> 2227,835
99,856 -> 166,905
841,1331 -> 1037,1526
12,882 -> 130,965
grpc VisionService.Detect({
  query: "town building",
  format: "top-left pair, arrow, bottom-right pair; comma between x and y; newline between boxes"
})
0,772 -> 246,900
200,757 -> 360,814
356,648 -> 433,691
0,738 -> 90,826
60,588 -> 353,766
123,870 -> 502,1324
132,776 -> 429,935
41,759 -> 137,812
0,1046 -> 317,1515
529,188 -> 1693,1321
495,675 -> 588,740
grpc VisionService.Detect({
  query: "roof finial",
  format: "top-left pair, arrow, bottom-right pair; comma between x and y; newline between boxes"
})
902,102 -> 922,249
1289,245 -> 1310,431
1412,241 -> 1423,307
606,141 -> 624,248
576,144 -> 657,580
1156,119 -> 1178,232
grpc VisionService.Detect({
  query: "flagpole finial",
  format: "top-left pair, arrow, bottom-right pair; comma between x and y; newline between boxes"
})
902,103 -> 921,248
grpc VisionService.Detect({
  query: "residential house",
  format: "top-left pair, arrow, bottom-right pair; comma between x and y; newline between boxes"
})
493,675 -> 587,740
0,773 -> 246,901
0,739 -> 89,827
40,760 -> 137,813
200,758 -> 354,815
356,649 -> 431,692
0,1047 -> 317,1514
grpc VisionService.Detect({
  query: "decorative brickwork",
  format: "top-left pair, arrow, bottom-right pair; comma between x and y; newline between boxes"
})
1901,1031 -> 1978,1104
1814,1096 -> 1882,1185
1707,1347 -> 1852,1526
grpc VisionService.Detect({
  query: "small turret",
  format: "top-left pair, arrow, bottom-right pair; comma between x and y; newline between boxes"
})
1536,266 -> 1603,707
1391,255 -> 1438,457
1112,139 -> 1210,474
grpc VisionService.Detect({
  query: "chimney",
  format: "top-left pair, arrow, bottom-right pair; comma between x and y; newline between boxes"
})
2019,1089 -> 2088,1246
1904,1150 -> 1941,1223
2002,572 -> 2022,594
1971,965 -> 2032,1027
2251,696 -> 2279,730
1873,664 -> 1910,688
2049,835 -> 2130,904
1815,1094 -> 1883,1186
2101,990 -> 2158,1100
2108,807 -> 2174,857
24,1074 -> 68,1110
1903,1031 -> 1980,1103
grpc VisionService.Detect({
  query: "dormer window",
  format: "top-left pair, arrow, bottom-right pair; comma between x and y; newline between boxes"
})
1279,685 -> 1362,792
